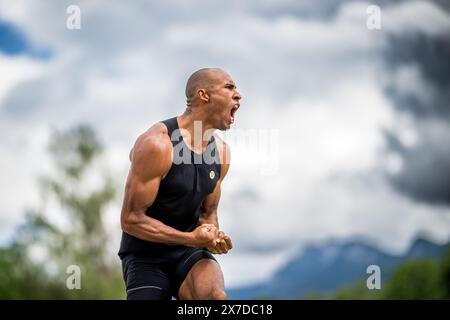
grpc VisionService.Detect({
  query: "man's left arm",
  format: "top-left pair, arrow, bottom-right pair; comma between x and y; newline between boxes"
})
198,181 -> 222,228
199,137 -> 232,254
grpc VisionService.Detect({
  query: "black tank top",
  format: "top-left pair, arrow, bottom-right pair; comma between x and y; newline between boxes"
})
118,117 -> 222,257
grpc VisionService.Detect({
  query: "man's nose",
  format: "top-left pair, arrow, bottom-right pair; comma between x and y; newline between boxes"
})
233,90 -> 242,101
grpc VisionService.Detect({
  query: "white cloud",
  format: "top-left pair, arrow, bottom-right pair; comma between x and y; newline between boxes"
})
383,0 -> 450,36
0,53 -> 44,104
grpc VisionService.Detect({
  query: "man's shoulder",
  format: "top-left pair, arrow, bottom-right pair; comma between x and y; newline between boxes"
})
131,122 -> 172,161
147,122 -> 170,139
141,122 -> 171,143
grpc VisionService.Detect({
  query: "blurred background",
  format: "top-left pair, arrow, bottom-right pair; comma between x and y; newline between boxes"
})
0,0 -> 449,299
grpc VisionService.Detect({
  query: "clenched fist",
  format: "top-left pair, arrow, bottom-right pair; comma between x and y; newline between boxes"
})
191,224 -> 219,248
207,230 -> 233,255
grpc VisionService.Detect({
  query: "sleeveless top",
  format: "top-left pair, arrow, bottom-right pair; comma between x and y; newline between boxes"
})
118,117 -> 222,257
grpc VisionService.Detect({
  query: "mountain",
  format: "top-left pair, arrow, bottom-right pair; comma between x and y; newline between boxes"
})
228,237 -> 449,299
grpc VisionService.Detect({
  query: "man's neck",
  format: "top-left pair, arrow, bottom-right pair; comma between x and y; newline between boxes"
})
178,109 -> 216,152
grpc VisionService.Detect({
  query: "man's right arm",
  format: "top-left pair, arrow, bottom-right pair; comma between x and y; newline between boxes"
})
120,132 -> 217,248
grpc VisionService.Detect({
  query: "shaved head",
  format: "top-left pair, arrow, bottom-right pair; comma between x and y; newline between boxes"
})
185,68 -> 227,104
182,67 -> 241,130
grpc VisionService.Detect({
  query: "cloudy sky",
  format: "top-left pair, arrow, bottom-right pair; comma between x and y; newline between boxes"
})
1,0 -> 449,288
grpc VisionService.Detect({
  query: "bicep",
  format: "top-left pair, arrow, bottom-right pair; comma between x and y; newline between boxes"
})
121,137 -> 170,223
122,168 -> 160,216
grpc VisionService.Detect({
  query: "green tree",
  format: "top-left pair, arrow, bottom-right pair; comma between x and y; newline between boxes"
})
0,125 -> 125,299
0,245 -> 67,299
331,281 -> 383,300
326,247 -> 450,300
440,247 -> 450,298
382,259 -> 445,300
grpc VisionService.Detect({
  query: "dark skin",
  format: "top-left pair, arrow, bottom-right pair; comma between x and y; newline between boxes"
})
120,68 -> 241,300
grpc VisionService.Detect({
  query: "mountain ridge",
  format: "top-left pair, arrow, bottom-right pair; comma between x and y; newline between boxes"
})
228,236 -> 449,299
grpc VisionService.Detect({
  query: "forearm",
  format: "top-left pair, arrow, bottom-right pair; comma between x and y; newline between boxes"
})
198,210 -> 219,228
123,213 -> 195,247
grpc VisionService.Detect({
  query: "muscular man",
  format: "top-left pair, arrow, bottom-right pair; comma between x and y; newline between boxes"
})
118,68 -> 241,300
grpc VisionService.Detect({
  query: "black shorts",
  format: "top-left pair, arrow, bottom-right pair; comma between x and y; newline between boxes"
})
121,246 -> 216,300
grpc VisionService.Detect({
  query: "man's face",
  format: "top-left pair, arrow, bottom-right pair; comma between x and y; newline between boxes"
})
208,72 -> 241,130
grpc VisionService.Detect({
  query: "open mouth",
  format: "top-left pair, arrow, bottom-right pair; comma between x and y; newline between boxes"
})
230,104 -> 240,123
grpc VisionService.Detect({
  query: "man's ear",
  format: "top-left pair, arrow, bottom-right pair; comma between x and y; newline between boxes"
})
198,89 -> 210,103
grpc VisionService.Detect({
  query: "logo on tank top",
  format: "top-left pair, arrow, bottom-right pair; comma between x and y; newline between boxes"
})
209,170 -> 215,179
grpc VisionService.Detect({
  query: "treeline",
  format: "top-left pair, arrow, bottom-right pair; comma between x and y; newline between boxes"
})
301,248 -> 450,300
0,125 -> 124,299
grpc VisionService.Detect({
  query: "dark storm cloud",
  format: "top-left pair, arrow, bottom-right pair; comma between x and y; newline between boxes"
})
384,34 -> 450,118
383,3 -> 450,205
384,125 -> 450,205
